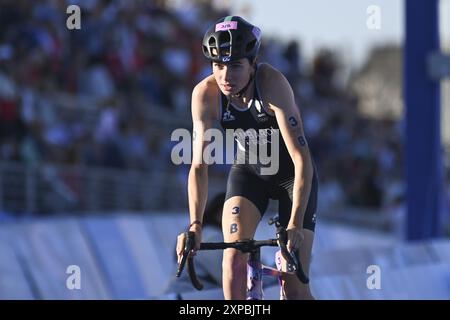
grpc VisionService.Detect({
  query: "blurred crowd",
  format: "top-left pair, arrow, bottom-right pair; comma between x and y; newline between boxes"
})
0,0 -> 418,215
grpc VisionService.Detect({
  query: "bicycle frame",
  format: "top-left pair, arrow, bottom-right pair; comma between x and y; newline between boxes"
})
246,245 -> 282,300
248,249 -> 295,300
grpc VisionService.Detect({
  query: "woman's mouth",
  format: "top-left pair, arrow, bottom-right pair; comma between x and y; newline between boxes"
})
222,84 -> 234,92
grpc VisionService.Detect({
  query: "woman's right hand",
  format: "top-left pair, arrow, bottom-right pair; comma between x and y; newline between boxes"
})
176,224 -> 203,264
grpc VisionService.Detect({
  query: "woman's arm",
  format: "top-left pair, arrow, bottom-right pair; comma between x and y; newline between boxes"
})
187,79 -> 218,248
261,64 -> 314,249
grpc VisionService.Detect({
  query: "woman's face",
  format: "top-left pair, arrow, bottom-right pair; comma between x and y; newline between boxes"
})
212,58 -> 253,96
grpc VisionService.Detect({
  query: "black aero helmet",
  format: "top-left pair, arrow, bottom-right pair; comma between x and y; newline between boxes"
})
202,16 -> 262,64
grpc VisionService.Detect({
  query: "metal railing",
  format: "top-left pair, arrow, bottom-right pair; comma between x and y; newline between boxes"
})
0,161 -> 196,214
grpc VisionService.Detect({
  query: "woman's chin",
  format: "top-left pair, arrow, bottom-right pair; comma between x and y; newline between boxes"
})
221,88 -> 234,96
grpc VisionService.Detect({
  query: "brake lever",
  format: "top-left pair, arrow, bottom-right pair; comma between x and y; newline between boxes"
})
176,231 -> 195,277
276,227 -> 297,272
276,227 -> 309,284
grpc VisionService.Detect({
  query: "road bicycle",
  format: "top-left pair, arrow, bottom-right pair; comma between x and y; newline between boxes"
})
176,215 -> 309,300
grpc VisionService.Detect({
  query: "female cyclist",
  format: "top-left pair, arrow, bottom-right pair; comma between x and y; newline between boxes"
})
176,16 -> 318,300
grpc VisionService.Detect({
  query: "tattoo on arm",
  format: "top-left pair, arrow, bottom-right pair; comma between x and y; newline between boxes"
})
288,115 -> 307,146
297,135 -> 307,146
192,130 -> 197,141
288,116 -> 298,127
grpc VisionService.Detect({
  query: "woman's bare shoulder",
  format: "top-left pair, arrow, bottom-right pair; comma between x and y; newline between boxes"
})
257,62 -> 285,84
192,74 -> 220,120
193,74 -> 219,100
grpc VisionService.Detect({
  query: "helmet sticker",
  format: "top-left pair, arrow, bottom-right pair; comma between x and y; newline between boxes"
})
215,21 -> 238,32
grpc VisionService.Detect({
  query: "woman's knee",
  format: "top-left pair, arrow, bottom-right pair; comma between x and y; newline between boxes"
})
222,249 -> 247,275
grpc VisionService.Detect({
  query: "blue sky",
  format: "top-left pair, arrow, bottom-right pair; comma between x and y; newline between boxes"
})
228,0 -> 450,68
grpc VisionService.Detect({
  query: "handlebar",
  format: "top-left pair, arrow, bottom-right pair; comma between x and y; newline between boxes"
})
268,215 -> 309,284
176,216 -> 309,291
201,239 -> 278,251
176,231 -> 195,278
275,227 -> 309,284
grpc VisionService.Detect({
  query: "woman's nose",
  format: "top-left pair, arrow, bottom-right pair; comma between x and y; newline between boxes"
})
223,66 -> 232,82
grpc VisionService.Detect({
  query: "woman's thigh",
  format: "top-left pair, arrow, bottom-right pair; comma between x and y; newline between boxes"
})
222,196 -> 261,241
